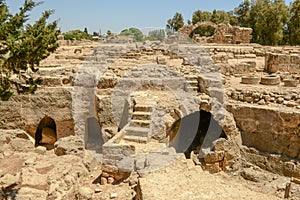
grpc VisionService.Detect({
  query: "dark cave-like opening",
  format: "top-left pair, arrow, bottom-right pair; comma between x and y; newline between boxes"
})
168,110 -> 226,158
35,116 -> 57,148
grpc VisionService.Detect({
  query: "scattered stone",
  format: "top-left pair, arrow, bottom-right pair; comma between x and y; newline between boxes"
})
110,192 -> 118,199
240,168 -> 267,182
94,188 -> 102,193
101,172 -> 110,178
108,177 -> 114,184
83,150 -> 101,171
0,173 -> 20,188
78,187 -> 93,200
54,136 -> 84,158
24,156 -> 37,166
10,138 -> 33,152
34,146 -> 47,155
21,168 -> 47,187
17,187 -> 48,200
101,177 -> 107,185
204,151 -> 225,163
277,97 -> 284,103
258,99 -> 266,105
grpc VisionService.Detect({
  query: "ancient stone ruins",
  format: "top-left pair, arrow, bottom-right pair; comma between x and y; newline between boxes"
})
0,33 -> 300,199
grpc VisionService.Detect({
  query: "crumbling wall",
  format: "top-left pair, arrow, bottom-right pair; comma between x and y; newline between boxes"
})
228,104 -> 300,178
266,53 -> 300,74
178,22 -> 252,44
0,88 -> 75,139
229,105 -> 300,159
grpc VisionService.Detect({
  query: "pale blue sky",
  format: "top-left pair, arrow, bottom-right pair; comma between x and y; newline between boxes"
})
7,0 -> 294,35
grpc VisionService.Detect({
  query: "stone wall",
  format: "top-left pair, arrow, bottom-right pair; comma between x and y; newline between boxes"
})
0,88 -> 74,139
227,88 -> 300,109
178,22 -> 252,44
266,52 -> 300,74
228,104 -> 300,160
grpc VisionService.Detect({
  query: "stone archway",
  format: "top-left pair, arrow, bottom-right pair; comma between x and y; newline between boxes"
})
35,115 -> 57,147
168,110 -> 226,158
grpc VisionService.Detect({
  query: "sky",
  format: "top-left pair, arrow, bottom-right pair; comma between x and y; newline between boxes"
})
7,0 -> 294,35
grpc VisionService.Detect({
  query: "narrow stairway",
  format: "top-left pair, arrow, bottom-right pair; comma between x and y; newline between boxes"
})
124,95 -> 157,143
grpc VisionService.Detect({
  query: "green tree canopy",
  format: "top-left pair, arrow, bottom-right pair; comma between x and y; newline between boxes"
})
251,0 -> 290,45
211,10 -> 231,24
145,29 -> 165,41
166,12 -> 184,35
64,29 -> 92,40
234,0 -> 251,27
192,10 -> 212,24
119,27 -> 143,42
289,0 -> 300,45
0,0 -> 59,100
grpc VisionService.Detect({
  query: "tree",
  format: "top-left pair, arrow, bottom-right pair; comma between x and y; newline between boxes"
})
84,27 -> 88,34
192,10 -> 212,24
211,10 -> 231,24
289,0 -> 300,45
119,27 -> 143,42
146,29 -> 165,41
252,0 -> 289,45
166,12 -> 184,35
92,32 -> 99,36
0,0 -> 59,101
234,0 -> 251,27
106,30 -> 112,37
64,30 -> 92,40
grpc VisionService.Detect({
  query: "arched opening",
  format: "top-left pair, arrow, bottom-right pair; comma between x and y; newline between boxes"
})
35,116 -> 57,149
168,110 -> 226,158
86,117 -> 104,153
189,25 -> 216,38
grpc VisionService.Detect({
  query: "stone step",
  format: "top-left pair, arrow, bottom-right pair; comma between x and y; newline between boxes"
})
187,86 -> 199,91
132,111 -> 152,120
123,135 -> 148,143
130,119 -> 151,128
134,105 -> 153,112
185,76 -> 198,80
125,126 -> 149,137
187,80 -> 198,87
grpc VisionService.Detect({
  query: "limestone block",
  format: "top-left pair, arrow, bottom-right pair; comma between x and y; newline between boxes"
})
54,136 -> 84,157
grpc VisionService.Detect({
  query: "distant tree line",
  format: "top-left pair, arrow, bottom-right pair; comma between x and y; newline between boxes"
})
119,28 -> 165,42
63,27 -> 165,42
166,0 -> 300,46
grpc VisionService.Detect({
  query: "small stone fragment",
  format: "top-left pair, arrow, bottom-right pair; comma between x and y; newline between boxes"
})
101,177 -> 107,185
94,188 -> 102,193
78,187 -> 93,199
107,177 -> 114,184
110,192 -> 118,199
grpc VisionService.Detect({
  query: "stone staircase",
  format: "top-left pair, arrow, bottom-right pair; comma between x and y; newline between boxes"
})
185,75 -> 199,92
124,97 -> 156,143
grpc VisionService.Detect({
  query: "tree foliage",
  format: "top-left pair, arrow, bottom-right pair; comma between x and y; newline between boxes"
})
119,27 -> 143,42
289,0 -> 300,45
250,0 -> 289,45
192,10 -> 212,24
0,0 -> 59,101
234,0 -> 251,27
64,29 -> 92,40
171,0 -> 299,45
166,12 -> 184,35
145,29 -> 165,41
